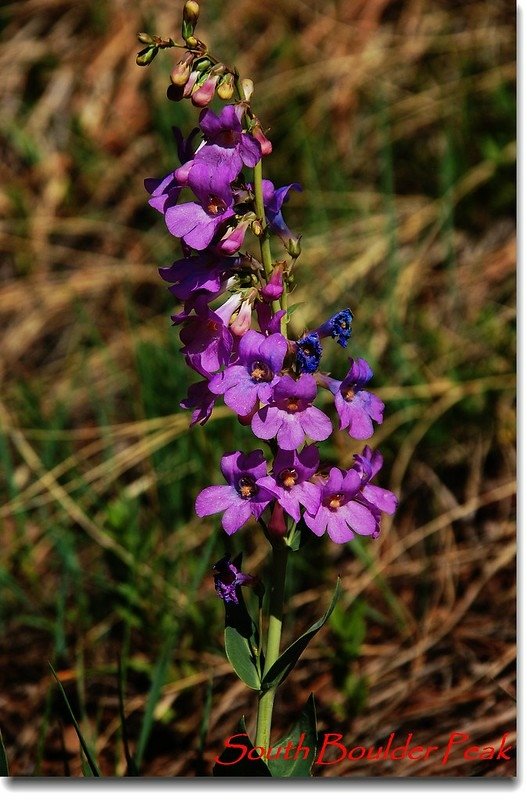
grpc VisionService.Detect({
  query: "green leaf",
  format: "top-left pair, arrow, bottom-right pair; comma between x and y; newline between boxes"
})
261,578 -> 341,691
222,555 -> 262,690
49,664 -> 100,777
213,717 -> 272,777
0,728 -> 9,777
267,694 -> 318,777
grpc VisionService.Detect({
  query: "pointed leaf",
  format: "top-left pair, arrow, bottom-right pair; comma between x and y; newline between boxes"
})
261,578 -> 341,691
222,554 -> 262,690
49,664 -> 100,777
213,717 -> 272,777
267,693 -> 317,777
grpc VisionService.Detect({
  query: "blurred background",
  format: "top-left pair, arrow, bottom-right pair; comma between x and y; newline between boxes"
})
0,0 -> 515,778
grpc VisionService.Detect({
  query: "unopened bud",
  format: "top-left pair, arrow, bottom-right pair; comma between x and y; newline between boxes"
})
183,1 -> 200,25
251,219 -> 263,237
217,73 -> 235,101
286,237 -> 302,258
170,54 -> 193,86
137,32 -> 154,44
241,78 -> 254,102
191,74 -> 218,107
183,70 -> 199,98
268,502 -> 287,538
136,45 -> 158,66
252,122 -> 273,155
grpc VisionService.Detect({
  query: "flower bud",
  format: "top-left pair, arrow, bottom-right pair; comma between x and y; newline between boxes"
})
261,264 -> 284,301
230,299 -> 253,336
217,73 -> 235,101
286,237 -> 302,258
184,1 -> 200,25
136,45 -> 158,66
191,74 -> 218,107
170,56 -> 192,86
183,70 -> 199,98
268,501 -> 287,538
137,32 -> 154,44
252,122 -> 272,155
241,78 -> 254,102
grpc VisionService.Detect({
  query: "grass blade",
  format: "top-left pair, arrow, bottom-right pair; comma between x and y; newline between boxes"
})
0,728 -> 9,776
49,663 -> 100,777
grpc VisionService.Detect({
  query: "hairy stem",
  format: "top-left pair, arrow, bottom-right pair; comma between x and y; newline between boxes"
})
255,543 -> 289,759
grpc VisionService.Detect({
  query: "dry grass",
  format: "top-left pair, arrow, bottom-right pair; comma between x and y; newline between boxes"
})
0,0 -> 515,778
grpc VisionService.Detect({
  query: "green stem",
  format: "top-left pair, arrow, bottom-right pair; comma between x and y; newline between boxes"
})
255,544 -> 288,759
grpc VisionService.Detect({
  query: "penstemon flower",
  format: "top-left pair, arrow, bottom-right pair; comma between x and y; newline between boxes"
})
137,0 -> 398,777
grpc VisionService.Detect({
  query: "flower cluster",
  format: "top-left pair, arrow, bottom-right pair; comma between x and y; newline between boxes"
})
146,95 -> 396,546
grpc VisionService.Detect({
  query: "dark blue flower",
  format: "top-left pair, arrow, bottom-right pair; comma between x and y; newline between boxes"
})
317,308 -> 353,347
213,555 -> 256,604
295,332 -> 322,374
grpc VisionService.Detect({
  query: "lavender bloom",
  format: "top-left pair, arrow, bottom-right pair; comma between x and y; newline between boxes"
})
303,467 -> 381,543
316,308 -> 353,347
295,332 -> 323,374
164,155 -> 235,250
257,445 -> 321,522
198,105 -> 261,176
195,450 -> 274,535
213,555 -> 256,604
353,446 -> 398,516
262,180 -> 302,247
251,374 -> 332,450
327,358 -> 384,440
209,330 -> 287,416
177,295 -> 240,373
256,301 -> 286,335
261,264 -> 284,302
181,358 -> 217,426
145,172 -> 181,214
159,253 -> 238,302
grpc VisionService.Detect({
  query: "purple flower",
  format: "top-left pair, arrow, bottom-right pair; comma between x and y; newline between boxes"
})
251,374 -> 332,450
177,295 -> 240,373
261,264 -> 284,301
145,172 -> 181,214
316,308 -> 353,347
327,358 -> 384,440
295,332 -> 323,374
195,450 -> 273,535
181,358 -> 217,426
257,445 -> 321,522
262,180 -> 302,248
164,154 -> 235,250
213,555 -> 256,604
198,105 -> 261,176
159,253 -> 238,303
256,301 -> 286,335
209,330 -> 287,416
303,467 -> 381,543
353,446 -> 398,516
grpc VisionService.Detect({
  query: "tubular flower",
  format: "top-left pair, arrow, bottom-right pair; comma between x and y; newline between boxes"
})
326,358 -> 384,439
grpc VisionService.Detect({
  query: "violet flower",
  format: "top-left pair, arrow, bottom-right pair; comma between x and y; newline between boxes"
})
209,330 -> 287,416
145,172 -> 181,214
177,295 -> 240,373
213,555 -> 256,604
195,450 -> 274,535
262,179 -> 302,248
159,253 -> 238,303
180,357 -> 217,426
257,445 -> 321,522
353,446 -> 398,516
164,155 -> 235,250
198,105 -> 261,177
326,358 -> 384,440
295,332 -> 323,374
251,374 -> 332,450
316,308 -> 353,347
303,467 -> 382,543
256,301 -> 286,335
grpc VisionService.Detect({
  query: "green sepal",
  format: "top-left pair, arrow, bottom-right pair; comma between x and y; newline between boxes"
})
266,694 -> 317,777
222,554 -> 263,690
213,717 -> 272,777
260,578 -> 341,691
